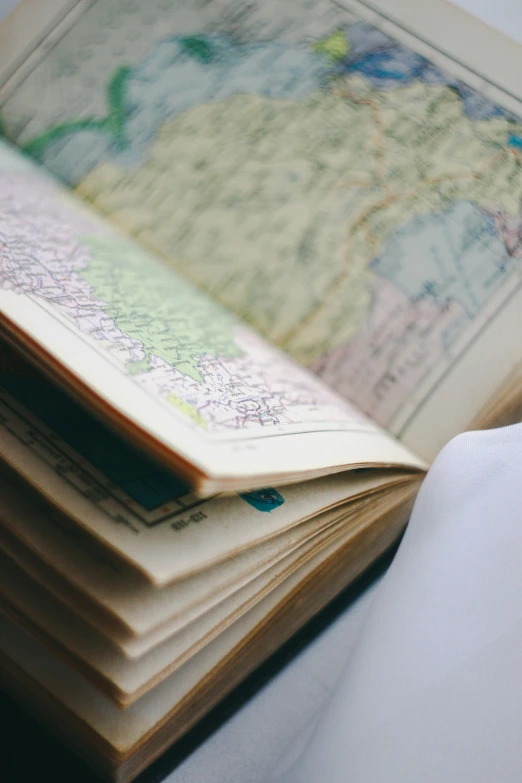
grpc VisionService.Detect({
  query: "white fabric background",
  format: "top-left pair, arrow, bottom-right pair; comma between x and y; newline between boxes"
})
1,2 -> 521,782
273,425 -> 522,782
0,0 -> 15,20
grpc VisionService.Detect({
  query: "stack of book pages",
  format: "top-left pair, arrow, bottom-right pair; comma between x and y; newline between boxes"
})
0,342 -> 421,780
1,0 -> 522,780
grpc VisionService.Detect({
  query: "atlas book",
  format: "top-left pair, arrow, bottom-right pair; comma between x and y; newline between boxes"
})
0,0 -> 521,780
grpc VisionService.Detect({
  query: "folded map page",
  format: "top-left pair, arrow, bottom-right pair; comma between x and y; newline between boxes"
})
0,138 -> 421,492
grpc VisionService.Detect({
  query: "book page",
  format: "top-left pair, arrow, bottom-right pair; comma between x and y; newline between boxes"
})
0,361 -> 412,583
0,469 -> 405,649
0,485 -> 415,705
0,486 -> 411,759
1,0 -> 521,461
0,140 -> 420,493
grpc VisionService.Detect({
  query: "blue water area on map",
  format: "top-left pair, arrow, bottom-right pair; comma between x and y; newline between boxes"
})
508,133 -> 522,148
0,374 -> 189,510
123,34 -> 328,161
371,200 -> 515,341
240,488 -> 285,512
40,34 -> 329,182
340,22 -> 518,122
34,20 -> 521,187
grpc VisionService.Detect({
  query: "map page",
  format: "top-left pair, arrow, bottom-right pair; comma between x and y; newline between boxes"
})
2,0 -> 522,460
0,141 -> 420,491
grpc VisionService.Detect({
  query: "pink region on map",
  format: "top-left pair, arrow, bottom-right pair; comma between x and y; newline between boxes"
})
488,208 -> 522,260
312,277 -> 468,427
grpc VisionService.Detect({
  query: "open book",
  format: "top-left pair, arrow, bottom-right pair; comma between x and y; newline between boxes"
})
1,0 -> 521,779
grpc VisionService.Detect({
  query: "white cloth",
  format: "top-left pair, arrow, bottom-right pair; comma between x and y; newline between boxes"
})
165,573 -> 381,783
273,425 -> 522,782
0,0 -> 16,19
